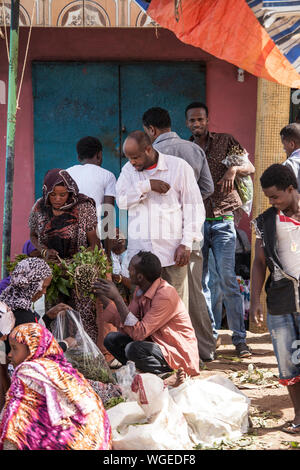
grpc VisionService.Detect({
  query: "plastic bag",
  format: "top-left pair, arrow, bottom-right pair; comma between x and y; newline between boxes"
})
107,373 -> 192,450
222,149 -> 253,216
52,308 -> 115,384
169,375 -> 250,447
115,361 -> 137,401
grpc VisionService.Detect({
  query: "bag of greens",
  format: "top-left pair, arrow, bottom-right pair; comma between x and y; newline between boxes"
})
222,146 -> 253,216
52,308 -> 115,384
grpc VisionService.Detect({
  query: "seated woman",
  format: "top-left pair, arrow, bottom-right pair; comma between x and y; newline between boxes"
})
0,323 -> 112,450
29,168 -> 102,343
0,257 -> 121,409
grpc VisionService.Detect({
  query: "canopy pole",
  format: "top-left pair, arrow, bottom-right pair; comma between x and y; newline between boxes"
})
1,0 -> 20,278
249,77 -> 290,333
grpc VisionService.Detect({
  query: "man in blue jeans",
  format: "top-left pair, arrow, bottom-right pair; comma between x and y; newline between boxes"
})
185,102 -> 255,357
250,164 -> 300,434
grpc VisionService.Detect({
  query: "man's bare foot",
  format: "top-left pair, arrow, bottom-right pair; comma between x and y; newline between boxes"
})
163,368 -> 186,387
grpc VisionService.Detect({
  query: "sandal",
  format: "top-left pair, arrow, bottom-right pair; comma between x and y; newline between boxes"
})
281,421 -> 300,435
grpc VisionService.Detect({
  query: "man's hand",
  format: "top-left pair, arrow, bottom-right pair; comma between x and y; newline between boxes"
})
249,301 -> 264,327
174,244 -> 191,267
46,303 -> 71,320
150,179 -> 170,194
93,279 -> 122,302
217,167 -> 237,194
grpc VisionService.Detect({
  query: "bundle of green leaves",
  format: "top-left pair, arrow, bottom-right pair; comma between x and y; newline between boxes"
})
6,245 -> 111,304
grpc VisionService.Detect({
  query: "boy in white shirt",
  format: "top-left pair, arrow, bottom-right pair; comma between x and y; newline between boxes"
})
66,136 -> 116,254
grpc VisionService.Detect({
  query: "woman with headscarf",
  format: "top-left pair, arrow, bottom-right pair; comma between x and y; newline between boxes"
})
0,257 -> 72,408
0,257 -> 122,410
29,168 -> 102,343
0,323 -> 112,450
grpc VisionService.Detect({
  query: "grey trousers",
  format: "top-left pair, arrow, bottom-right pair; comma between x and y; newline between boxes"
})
161,264 -> 189,309
187,248 -> 216,361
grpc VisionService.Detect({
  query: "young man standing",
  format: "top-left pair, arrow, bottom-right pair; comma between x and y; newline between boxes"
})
142,107 -> 216,362
250,164 -> 300,434
185,102 -> 255,357
66,136 -> 116,253
281,123 -> 300,191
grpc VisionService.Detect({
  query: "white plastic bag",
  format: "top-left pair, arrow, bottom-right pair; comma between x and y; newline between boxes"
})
108,373 -> 193,450
169,375 -> 250,446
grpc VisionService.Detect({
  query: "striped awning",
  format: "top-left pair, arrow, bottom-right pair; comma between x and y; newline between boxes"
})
248,1 -> 300,74
136,0 -> 300,88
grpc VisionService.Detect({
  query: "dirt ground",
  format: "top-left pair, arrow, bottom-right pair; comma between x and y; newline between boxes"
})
197,329 -> 300,450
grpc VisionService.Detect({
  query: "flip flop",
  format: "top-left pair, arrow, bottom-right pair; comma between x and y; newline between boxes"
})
281,421 -> 300,435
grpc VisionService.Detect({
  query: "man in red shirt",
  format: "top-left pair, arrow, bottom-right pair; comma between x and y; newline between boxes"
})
93,251 -> 200,377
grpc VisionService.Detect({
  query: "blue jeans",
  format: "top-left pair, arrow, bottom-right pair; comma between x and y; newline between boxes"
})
208,251 -> 223,329
267,312 -> 300,383
202,219 -> 246,346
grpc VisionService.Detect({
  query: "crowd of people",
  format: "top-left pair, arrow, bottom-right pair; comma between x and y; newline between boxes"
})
0,102 -> 299,449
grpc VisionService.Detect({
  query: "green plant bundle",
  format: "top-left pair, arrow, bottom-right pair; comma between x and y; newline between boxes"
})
65,349 -> 114,383
60,245 -> 112,301
6,245 -> 111,304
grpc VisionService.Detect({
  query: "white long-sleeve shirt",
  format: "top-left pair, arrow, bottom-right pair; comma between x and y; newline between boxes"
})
116,151 -> 205,267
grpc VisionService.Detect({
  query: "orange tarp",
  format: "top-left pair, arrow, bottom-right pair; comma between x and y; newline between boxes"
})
148,0 -> 300,89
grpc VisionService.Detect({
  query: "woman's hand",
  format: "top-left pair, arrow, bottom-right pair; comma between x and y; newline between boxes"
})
43,248 -> 59,261
46,303 -> 72,320
64,337 -> 77,349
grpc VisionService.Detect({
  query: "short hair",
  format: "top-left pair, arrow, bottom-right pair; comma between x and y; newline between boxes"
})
185,102 -> 209,118
142,107 -> 171,129
125,130 -> 152,150
134,251 -> 162,283
280,123 -> 300,144
260,164 -> 298,191
76,136 -> 103,161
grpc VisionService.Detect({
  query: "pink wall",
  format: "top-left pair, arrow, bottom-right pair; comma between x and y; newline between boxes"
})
0,27 -> 257,264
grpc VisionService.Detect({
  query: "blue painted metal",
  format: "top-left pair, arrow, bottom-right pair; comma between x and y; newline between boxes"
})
120,62 -> 206,167
32,61 -> 205,196
32,62 -> 120,198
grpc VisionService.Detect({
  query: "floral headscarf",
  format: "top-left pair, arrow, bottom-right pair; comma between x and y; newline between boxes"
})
10,322 -> 61,361
0,257 -> 52,311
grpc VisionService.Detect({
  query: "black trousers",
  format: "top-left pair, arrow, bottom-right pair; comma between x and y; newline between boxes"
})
104,332 -> 173,375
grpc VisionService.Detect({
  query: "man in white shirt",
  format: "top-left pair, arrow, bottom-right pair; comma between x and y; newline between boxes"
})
116,130 -> 205,309
66,136 -> 117,254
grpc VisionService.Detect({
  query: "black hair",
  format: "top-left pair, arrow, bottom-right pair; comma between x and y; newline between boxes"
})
134,251 -> 162,283
126,130 -> 152,149
280,123 -> 300,144
142,107 -> 171,129
185,102 -> 209,118
76,136 -> 103,161
260,163 -> 298,191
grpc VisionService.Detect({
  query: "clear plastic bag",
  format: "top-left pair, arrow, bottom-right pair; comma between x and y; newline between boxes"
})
52,309 -> 115,384
115,361 -> 137,400
222,150 -> 253,216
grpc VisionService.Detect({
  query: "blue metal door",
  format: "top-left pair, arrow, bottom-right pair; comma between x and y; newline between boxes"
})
32,62 -> 120,198
120,62 -> 206,166
32,62 -> 205,197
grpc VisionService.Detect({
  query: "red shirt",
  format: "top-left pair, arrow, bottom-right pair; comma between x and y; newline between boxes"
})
103,278 -> 200,376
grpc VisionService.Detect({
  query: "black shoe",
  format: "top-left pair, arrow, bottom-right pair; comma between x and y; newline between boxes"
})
235,342 -> 252,358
